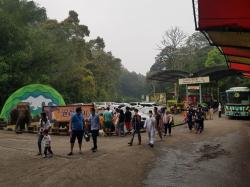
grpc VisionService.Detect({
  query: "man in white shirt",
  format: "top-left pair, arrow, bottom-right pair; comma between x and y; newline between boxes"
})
144,110 -> 156,148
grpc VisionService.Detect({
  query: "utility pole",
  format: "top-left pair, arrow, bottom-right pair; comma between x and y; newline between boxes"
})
199,84 -> 202,103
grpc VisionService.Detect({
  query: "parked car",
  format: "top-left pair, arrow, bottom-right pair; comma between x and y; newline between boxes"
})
140,102 -> 159,107
138,107 -> 155,127
129,102 -> 143,110
94,102 -> 112,110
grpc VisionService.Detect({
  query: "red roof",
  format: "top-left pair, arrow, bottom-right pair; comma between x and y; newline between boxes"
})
194,0 -> 250,77
198,0 -> 250,30
229,63 -> 250,72
222,47 -> 250,58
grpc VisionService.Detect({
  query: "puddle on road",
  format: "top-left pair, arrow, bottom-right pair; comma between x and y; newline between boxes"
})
196,144 -> 230,162
143,141 -> 232,187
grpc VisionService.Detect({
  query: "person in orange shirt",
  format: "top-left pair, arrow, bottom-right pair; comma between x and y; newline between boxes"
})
99,113 -> 105,129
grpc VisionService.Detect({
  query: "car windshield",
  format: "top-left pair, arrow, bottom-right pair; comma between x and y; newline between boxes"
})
130,103 -> 138,106
140,108 -> 153,114
141,104 -> 152,107
227,91 -> 249,104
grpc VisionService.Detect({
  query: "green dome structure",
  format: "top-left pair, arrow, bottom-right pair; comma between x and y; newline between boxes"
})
0,84 -> 65,120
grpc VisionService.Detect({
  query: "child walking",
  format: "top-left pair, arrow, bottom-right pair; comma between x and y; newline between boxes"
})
42,129 -> 53,158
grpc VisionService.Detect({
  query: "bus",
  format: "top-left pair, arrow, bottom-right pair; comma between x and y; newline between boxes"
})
225,87 -> 250,117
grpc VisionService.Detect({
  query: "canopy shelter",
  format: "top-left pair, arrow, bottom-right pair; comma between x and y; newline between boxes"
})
147,66 -> 241,82
193,0 -> 250,76
147,66 -> 241,104
147,70 -> 190,82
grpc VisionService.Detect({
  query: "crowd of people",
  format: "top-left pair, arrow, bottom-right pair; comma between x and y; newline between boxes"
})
36,103 -> 222,158
36,106 -> 175,158
186,105 -> 205,134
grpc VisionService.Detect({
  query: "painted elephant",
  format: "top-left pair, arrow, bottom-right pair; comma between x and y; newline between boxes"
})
10,103 -> 31,133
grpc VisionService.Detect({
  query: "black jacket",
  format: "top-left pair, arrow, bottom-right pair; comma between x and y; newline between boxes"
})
132,114 -> 141,130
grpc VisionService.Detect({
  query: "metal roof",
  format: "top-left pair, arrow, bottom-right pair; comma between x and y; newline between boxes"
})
147,66 -> 242,82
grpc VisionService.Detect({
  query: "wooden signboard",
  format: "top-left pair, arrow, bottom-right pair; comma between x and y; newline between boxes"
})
43,104 -> 94,123
179,76 -> 210,85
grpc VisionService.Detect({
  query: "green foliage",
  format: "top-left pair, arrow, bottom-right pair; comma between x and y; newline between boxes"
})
150,29 -> 249,98
205,48 -> 226,67
119,69 -> 150,101
0,0 -> 149,107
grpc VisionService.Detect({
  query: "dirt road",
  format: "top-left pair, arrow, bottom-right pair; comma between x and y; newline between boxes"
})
144,116 -> 250,187
0,115 -> 249,187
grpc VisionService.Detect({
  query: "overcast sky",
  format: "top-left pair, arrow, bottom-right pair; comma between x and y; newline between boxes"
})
34,0 -> 195,75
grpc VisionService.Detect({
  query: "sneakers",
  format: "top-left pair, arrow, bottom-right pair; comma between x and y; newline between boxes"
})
91,147 -> 97,152
128,142 -> 132,146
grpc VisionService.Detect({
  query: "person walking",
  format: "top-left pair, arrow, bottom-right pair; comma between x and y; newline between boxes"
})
154,107 -> 163,140
99,113 -> 105,129
209,106 -> 214,120
218,103 -> 222,118
162,110 -> 169,136
124,107 -> 132,134
103,107 -> 113,136
68,107 -> 85,156
89,108 -> 100,152
118,109 -> 125,137
113,108 -> 120,135
166,111 -> 174,136
144,110 -> 156,147
195,106 -> 205,134
128,109 -> 141,146
187,107 -> 194,131
37,112 -> 51,156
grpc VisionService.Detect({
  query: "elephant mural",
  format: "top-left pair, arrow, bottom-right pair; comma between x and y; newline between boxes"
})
10,103 -> 32,133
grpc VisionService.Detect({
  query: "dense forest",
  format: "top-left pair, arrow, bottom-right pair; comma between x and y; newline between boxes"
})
0,0 -> 148,107
0,0 -> 249,108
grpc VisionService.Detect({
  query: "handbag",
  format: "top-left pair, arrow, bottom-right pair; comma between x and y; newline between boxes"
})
83,131 -> 90,142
